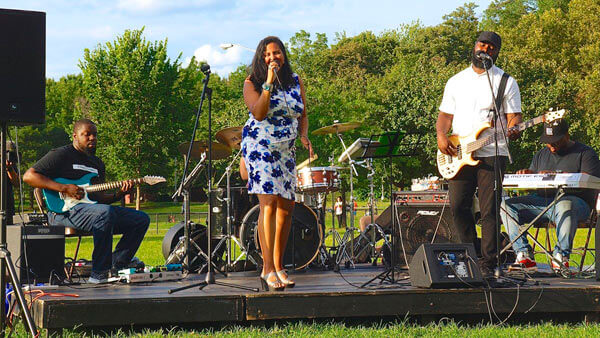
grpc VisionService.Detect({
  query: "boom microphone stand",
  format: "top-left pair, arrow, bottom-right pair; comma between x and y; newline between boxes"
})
170,65 -> 257,294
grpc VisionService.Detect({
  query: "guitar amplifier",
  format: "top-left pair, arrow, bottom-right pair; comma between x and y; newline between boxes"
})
6,225 -> 65,283
395,190 -> 450,206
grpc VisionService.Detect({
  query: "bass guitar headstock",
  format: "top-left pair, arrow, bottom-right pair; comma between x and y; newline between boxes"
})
142,176 -> 167,186
543,108 -> 567,124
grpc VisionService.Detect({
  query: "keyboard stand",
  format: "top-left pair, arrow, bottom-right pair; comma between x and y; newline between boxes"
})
500,187 -> 567,274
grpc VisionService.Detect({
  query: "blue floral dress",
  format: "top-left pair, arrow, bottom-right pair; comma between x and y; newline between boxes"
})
241,73 -> 304,201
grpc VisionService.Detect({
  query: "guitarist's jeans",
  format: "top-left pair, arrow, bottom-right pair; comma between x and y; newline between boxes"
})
448,156 -> 507,268
48,203 -> 150,274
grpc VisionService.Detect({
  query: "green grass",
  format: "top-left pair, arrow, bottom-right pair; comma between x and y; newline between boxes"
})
9,319 -> 600,337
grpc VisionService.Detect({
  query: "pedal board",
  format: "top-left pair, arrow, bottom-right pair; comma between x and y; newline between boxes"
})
119,270 -> 183,283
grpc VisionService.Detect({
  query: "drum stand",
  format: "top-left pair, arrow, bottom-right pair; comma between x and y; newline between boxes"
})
319,157 -> 341,262
323,191 -> 344,265
353,159 -> 390,265
333,131 -> 360,269
214,149 -> 247,271
170,153 -> 212,271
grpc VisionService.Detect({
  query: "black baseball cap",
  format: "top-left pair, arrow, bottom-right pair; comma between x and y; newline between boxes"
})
540,120 -> 569,144
477,31 -> 502,51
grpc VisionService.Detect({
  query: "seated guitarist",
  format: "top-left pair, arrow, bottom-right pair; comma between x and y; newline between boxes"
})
23,119 -> 150,284
500,120 -> 600,273
436,31 -> 522,277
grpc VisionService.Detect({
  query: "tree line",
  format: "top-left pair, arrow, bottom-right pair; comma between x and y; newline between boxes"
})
12,0 -> 600,208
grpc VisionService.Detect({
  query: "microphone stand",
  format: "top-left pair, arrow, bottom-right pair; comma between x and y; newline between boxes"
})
170,65 -> 258,294
480,54 -> 512,280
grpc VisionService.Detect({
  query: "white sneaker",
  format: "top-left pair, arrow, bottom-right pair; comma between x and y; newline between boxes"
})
509,251 -> 537,273
551,252 -> 571,275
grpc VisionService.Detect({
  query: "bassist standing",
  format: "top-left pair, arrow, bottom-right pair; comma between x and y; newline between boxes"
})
435,31 -> 522,277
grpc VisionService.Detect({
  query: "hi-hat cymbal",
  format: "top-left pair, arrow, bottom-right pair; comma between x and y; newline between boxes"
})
312,122 -> 361,135
178,141 -> 231,160
215,126 -> 243,149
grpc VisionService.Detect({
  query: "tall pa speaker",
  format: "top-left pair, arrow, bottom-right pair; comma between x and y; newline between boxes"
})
6,225 -> 65,283
409,243 -> 483,288
376,200 -> 459,266
0,9 -> 46,125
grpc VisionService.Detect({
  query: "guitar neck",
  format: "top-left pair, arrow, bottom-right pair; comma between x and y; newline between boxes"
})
466,115 -> 545,153
85,178 -> 144,193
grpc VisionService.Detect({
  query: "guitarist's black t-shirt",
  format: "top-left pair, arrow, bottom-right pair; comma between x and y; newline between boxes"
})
32,145 -> 106,184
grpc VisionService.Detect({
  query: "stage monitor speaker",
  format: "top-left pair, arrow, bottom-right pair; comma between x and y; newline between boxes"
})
0,9 -> 46,125
409,243 -> 482,288
6,225 -> 65,283
376,202 -> 459,266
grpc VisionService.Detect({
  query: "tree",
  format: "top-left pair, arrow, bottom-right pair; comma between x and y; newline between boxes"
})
80,28 -> 192,208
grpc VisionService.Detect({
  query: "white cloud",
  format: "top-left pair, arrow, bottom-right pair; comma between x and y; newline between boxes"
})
183,44 -> 247,76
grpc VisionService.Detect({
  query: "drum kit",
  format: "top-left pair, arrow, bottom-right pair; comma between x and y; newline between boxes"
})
163,119 -> 387,273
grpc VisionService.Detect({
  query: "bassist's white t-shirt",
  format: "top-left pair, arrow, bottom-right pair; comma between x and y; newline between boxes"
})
439,65 -> 521,157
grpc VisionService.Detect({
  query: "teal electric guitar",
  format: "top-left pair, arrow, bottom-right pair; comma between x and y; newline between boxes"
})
42,173 -> 166,213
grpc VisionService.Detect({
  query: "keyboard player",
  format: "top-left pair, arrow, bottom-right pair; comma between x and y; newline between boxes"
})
500,120 -> 600,273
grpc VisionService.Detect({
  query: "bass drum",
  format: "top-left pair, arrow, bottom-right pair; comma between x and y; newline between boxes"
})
162,221 -> 225,272
238,202 -> 322,270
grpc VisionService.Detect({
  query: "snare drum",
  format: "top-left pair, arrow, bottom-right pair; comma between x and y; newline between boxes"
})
297,166 -> 340,193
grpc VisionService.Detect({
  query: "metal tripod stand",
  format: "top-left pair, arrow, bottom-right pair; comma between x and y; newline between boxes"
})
0,123 -> 37,336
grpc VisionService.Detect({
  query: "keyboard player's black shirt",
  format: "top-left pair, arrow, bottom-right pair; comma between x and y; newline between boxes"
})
529,141 -> 600,208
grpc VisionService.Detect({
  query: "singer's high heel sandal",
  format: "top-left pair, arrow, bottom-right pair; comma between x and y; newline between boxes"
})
276,270 -> 295,288
260,272 -> 285,292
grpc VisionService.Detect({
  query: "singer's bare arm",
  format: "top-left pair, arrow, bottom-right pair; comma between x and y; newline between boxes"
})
298,77 -> 308,137
243,61 -> 278,121
297,76 -> 314,157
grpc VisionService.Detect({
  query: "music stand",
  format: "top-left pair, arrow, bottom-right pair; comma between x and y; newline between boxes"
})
360,130 -> 424,287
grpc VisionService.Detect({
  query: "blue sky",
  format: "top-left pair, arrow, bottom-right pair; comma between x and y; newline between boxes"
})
3,1 -> 493,79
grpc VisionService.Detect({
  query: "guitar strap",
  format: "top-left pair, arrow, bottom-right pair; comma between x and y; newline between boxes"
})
494,72 -> 510,115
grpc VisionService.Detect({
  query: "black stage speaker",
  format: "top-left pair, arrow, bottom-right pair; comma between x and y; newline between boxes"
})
0,9 -> 46,125
376,201 -> 459,266
409,243 -> 483,288
6,225 -> 65,283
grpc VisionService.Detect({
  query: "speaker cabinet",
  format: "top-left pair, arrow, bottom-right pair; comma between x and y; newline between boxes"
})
6,225 -> 65,283
376,202 -> 459,267
409,243 -> 483,288
0,9 -> 46,125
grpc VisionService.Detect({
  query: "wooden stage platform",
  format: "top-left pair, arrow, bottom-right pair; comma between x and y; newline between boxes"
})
28,265 -> 600,333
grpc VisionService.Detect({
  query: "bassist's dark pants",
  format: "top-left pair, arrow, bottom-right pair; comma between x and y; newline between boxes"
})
448,156 -> 507,270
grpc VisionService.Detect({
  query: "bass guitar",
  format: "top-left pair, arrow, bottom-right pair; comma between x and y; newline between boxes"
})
43,173 -> 166,213
436,109 -> 566,179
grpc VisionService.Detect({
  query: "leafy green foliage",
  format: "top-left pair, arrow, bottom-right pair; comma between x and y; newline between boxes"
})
21,0 -> 600,201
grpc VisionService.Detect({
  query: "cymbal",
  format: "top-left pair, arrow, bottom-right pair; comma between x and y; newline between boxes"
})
178,141 -> 231,160
215,126 -> 243,149
312,122 -> 361,135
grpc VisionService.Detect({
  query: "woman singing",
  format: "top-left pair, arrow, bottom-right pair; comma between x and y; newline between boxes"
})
241,36 -> 312,291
